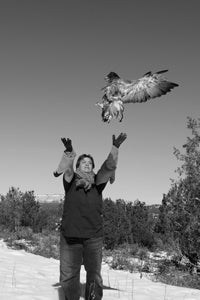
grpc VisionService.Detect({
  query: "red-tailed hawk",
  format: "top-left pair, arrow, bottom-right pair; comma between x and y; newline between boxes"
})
96,70 -> 179,123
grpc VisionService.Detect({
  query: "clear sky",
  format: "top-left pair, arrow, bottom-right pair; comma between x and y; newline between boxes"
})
0,0 -> 199,204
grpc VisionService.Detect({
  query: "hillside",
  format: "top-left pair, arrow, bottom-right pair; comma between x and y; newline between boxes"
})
36,194 -> 64,203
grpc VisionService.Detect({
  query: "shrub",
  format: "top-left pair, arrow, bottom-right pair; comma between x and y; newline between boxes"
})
137,247 -> 149,260
153,255 -> 200,289
128,243 -> 139,256
31,232 -> 60,259
109,253 -> 135,273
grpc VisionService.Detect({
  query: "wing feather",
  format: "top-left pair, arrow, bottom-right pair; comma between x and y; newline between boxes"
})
121,71 -> 178,103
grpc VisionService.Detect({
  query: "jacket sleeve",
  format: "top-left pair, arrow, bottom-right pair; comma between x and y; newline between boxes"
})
96,145 -> 118,185
53,150 -> 76,182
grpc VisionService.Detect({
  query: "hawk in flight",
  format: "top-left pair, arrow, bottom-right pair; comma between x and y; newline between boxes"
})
96,70 -> 179,123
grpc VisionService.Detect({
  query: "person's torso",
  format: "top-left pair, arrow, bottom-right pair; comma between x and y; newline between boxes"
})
61,175 -> 105,238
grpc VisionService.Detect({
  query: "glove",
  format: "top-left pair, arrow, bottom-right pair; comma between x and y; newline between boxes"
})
61,137 -> 73,152
112,133 -> 127,148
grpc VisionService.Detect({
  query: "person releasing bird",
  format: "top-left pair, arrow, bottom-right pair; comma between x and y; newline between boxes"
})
96,70 -> 179,123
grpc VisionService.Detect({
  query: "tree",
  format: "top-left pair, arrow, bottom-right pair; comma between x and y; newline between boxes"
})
156,117 -> 200,264
37,200 -> 63,232
129,200 -> 155,248
21,191 -> 40,228
103,198 -> 155,249
155,194 -> 174,243
0,187 -> 23,231
0,187 -> 40,231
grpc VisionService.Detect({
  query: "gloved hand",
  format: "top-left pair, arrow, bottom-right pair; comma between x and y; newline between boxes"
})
61,137 -> 73,152
112,132 -> 127,148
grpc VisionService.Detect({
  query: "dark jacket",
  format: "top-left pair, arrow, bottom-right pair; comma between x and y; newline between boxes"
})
55,146 -> 119,238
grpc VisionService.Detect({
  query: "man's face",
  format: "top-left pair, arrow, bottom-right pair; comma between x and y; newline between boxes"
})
79,157 -> 93,173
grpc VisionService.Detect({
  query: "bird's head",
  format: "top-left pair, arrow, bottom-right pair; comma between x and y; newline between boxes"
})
105,72 -> 120,83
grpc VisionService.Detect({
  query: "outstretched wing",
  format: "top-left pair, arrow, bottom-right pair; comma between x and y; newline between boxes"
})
121,70 -> 179,104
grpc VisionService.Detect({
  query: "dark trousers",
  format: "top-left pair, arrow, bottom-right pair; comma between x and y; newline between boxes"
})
60,233 -> 103,300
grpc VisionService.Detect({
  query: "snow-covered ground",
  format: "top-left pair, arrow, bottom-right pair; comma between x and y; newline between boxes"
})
0,240 -> 200,300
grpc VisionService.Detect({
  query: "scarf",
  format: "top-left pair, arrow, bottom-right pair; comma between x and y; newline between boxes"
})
75,168 -> 95,191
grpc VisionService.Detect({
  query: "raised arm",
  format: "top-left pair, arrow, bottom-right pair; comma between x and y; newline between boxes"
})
53,138 -> 76,183
96,133 -> 127,185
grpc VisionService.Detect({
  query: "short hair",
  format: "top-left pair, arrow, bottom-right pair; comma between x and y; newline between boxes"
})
76,154 -> 95,169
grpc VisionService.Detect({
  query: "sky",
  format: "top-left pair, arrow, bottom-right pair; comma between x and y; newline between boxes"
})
1,239 -> 200,300
0,0 -> 200,204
